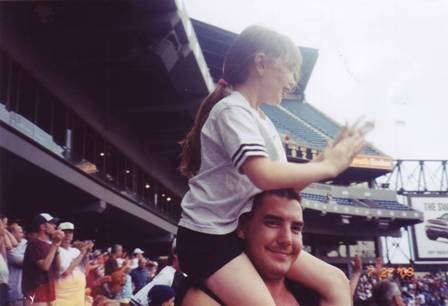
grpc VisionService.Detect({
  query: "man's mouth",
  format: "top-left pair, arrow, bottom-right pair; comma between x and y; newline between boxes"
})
267,248 -> 292,257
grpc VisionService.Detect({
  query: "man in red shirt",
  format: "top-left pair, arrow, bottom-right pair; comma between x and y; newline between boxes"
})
22,213 -> 64,305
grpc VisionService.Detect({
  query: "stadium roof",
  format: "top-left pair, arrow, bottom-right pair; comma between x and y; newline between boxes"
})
0,0 -> 214,196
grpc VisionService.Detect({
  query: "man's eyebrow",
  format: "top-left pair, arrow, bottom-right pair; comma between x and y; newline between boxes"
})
263,214 -> 283,221
263,214 -> 304,227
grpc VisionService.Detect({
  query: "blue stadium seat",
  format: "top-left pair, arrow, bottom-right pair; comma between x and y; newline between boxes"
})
280,100 -> 382,156
374,200 -> 412,211
261,104 -> 328,149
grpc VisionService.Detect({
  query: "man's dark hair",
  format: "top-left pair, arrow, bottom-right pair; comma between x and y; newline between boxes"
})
111,244 -> 122,255
253,189 -> 301,211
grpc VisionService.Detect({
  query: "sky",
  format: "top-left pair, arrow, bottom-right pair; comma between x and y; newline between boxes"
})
183,0 -> 448,161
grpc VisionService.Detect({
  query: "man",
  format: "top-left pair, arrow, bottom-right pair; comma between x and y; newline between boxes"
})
7,222 -> 27,306
105,244 -> 123,275
130,248 -> 145,269
22,213 -> 64,306
94,270 -> 128,305
130,258 -> 151,294
54,222 -> 91,305
372,280 -> 405,306
131,241 -> 185,306
146,260 -> 158,280
182,189 -> 306,306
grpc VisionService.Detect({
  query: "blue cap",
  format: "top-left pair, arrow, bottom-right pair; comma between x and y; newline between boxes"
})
148,285 -> 175,305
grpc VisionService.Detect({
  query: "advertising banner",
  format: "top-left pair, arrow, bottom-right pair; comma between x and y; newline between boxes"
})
409,196 -> 448,261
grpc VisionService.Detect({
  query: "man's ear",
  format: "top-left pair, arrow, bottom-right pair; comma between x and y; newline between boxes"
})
236,213 -> 250,239
254,52 -> 267,77
392,295 -> 403,306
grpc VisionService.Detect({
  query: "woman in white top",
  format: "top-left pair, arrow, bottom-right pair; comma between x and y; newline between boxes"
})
177,25 -> 366,306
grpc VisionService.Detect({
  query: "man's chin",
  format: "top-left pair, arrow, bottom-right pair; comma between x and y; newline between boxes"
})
266,254 -> 295,271
262,263 -> 292,280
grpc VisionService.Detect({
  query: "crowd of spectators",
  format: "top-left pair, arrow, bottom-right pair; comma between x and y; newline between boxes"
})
1,211 -> 448,306
354,264 -> 448,306
0,213 -> 180,306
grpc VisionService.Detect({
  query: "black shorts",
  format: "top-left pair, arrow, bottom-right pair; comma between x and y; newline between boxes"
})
176,226 -> 243,285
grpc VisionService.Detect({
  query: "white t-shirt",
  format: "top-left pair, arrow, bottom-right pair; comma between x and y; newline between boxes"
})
58,246 -> 81,275
0,254 -> 8,284
179,91 -> 286,234
131,265 -> 176,306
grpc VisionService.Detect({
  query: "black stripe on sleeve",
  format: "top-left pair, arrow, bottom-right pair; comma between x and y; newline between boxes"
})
234,148 -> 268,168
231,143 -> 266,163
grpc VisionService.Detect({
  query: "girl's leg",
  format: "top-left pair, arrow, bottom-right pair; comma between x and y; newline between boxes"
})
287,251 -> 351,306
205,253 -> 276,306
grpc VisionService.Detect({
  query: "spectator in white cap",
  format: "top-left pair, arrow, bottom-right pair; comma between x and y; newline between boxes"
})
131,241 -> 185,306
130,248 -> 145,270
22,213 -> 64,305
54,221 -> 92,305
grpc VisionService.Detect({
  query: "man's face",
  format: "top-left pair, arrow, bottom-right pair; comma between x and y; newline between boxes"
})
136,252 -> 143,259
44,222 -> 56,235
138,258 -> 147,268
62,230 -> 74,244
239,194 -> 303,281
148,265 -> 157,277
10,224 -> 25,242
116,246 -> 123,257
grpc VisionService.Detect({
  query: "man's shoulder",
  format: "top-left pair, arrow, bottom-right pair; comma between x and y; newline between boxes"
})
60,246 -> 80,257
24,238 -> 51,258
105,257 -> 117,265
8,239 -> 27,254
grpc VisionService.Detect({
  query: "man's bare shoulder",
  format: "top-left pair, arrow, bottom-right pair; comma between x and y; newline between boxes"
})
181,287 -> 221,306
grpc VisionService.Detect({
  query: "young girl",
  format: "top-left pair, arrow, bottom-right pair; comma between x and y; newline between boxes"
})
177,25 -> 365,306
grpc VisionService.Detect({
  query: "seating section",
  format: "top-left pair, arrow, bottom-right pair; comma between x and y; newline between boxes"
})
282,100 -> 339,137
374,200 -> 413,211
301,191 -> 413,212
280,100 -> 382,156
334,197 -> 355,206
261,104 -> 328,149
300,192 -> 328,203
357,198 -> 382,209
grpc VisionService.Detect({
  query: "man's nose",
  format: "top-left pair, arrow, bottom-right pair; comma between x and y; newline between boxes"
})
278,226 -> 293,246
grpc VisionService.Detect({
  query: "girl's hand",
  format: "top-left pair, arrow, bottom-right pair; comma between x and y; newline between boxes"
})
316,118 -> 373,173
322,132 -> 365,177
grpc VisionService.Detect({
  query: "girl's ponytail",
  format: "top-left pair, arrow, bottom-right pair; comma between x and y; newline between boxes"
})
179,82 -> 231,178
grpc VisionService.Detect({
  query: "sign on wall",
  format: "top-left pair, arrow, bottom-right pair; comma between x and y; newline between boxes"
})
409,196 -> 448,262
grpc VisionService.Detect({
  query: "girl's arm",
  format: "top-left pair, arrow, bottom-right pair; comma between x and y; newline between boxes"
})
242,126 -> 364,191
242,132 -> 364,191
288,251 -> 352,306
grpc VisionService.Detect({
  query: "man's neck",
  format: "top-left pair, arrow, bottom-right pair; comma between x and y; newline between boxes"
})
265,278 -> 300,306
36,232 -> 50,242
